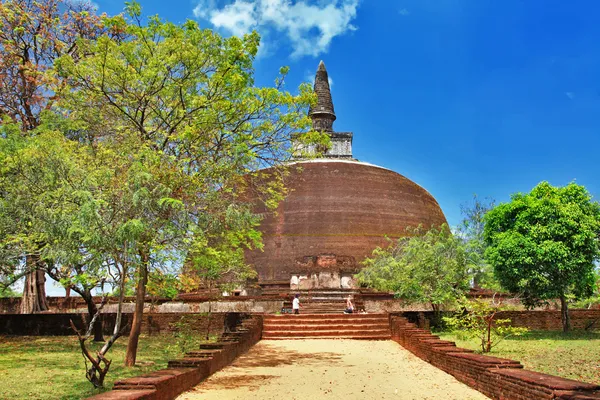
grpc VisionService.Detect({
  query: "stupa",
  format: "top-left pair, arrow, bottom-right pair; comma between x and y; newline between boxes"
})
245,61 -> 447,290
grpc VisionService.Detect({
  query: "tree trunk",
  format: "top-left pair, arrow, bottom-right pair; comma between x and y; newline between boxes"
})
20,256 -> 48,314
560,295 -> 570,332
430,302 -> 441,328
124,251 -> 149,367
206,299 -> 212,341
81,290 -> 105,342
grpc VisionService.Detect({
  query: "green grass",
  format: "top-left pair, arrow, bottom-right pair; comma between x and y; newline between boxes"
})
0,333 -> 210,400
438,330 -> 600,385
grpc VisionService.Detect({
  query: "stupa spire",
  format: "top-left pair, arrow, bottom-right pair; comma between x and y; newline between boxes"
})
309,60 -> 336,132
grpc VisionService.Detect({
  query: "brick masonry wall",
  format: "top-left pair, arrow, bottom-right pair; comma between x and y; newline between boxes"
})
390,316 -> 600,399
398,310 -> 600,331
0,296 -> 283,314
0,313 -> 231,336
86,314 -> 263,400
496,310 -> 600,331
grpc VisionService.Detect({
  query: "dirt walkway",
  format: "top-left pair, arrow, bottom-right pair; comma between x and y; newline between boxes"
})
177,340 -> 489,400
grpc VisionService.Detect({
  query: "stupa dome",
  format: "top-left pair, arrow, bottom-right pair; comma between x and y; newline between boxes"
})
244,62 -> 447,288
245,159 -> 447,283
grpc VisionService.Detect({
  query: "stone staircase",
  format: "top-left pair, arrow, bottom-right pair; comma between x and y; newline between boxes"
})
262,313 -> 391,340
168,314 -> 260,368
278,289 -> 364,314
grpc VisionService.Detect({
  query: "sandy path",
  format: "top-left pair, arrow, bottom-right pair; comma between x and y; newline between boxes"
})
177,340 -> 488,400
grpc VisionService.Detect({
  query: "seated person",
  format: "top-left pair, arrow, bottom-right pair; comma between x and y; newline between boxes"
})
344,295 -> 354,314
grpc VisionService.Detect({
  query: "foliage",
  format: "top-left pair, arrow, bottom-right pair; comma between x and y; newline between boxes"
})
167,315 -> 216,354
1,0 -> 327,378
443,298 -> 528,353
484,182 -> 600,331
0,284 -> 20,297
357,224 -> 470,316
458,195 -> 499,290
0,0 -> 111,131
572,268 -> 600,309
147,271 -> 180,300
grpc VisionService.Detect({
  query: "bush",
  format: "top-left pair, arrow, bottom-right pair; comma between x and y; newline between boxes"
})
443,298 -> 528,353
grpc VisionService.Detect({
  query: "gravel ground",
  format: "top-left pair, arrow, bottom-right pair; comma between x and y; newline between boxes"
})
177,339 -> 489,400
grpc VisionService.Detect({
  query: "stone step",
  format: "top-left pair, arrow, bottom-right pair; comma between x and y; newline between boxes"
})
168,358 -> 209,368
184,350 -> 220,358
264,323 -> 389,331
264,316 -> 387,323
264,319 -> 388,326
265,313 -> 387,319
263,329 -> 391,338
264,321 -> 388,327
263,335 -> 391,341
199,342 -> 231,350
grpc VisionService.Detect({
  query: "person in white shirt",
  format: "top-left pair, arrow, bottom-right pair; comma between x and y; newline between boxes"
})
292,294 -> 301,314
344,295 -> 354,314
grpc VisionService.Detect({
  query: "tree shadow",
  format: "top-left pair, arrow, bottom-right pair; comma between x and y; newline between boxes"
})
191,342 -> 345,392
229,343 -> 343,368
195,374 -> 278,391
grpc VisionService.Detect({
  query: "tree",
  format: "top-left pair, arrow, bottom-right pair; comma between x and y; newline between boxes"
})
52,2 -> 325,367
0,0 -> 114,313
458,195 -> 499,289
357,224 -> 471,323
0,118 -> 110,340
0,120 -> 135,385
484,181 -> 600,332
443,297 -> 528,353
182,207 -> 260,339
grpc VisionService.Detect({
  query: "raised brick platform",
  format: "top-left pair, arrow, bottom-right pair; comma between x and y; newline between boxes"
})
263,313 -> 390,340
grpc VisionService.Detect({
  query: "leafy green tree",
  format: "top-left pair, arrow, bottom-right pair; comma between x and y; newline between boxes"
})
357,224 -> 470,322
484,181 -> 600,332
0,0 -> 115,312
51,2 -> 326,368
458,195 -> 499,290
443,298 -> 528,353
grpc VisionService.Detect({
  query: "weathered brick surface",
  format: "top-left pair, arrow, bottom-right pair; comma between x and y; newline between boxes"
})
86,315 -> 263,400
390,316 -> 600,400
495,310 -> 600,331
245,160 -> 448,283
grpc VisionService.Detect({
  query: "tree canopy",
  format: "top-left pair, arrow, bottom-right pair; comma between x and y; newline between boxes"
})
356,224 -> 470,317
484,181 -> 600,331
0,0 -> 327,382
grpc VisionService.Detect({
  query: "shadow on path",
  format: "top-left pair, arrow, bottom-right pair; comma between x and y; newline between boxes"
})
230,343 -> 343,368
189,342 -> 344,392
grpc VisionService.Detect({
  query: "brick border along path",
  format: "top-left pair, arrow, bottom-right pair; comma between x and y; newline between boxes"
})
177,339 -> 489,400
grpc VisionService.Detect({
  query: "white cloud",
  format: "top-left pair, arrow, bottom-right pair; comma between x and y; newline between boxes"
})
398,8 -> 410,16
193,0 -> 360,58
565,91 -> 575,100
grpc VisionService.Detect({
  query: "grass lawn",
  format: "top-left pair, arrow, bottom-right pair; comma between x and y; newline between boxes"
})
438,330 -> 600,385
0,333 -> 211,400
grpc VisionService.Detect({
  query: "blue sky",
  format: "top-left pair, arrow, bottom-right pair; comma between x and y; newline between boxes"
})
90,0 -> 600,227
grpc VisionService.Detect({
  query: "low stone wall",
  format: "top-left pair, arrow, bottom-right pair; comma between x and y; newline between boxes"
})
0,296 -> 283,315
390,316 -> 600,399
496,310 -> 600,331
0,313 -> 233,336
396,310 -> 600,331
86,314 -> 263,400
